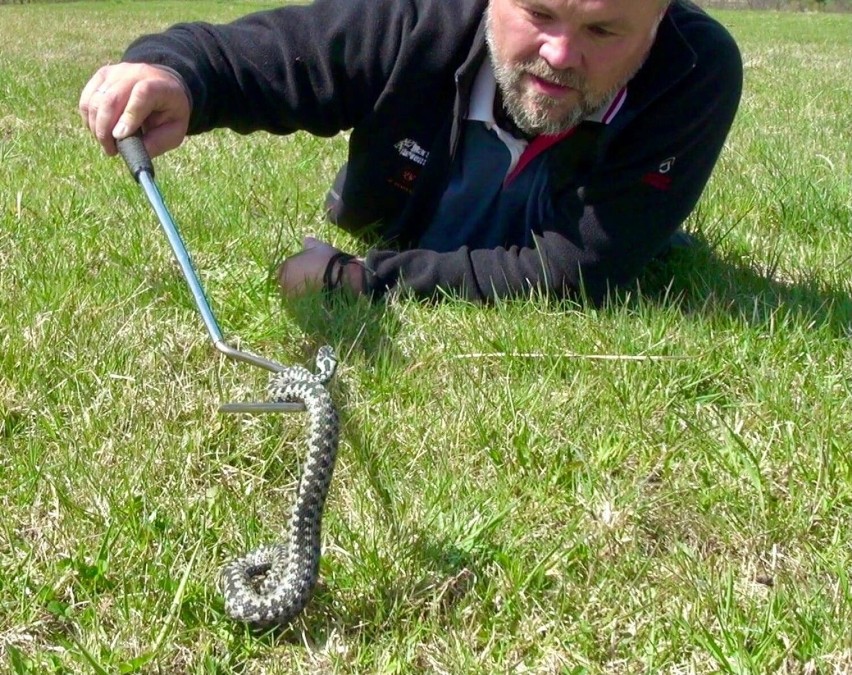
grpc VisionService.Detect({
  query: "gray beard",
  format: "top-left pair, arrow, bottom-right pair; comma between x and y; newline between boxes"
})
484,11 -> 633,136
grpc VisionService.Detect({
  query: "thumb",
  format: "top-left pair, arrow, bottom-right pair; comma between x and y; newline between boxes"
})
112,78 -> 189,158
111,117 -> 135,141
111,83 -> 153,141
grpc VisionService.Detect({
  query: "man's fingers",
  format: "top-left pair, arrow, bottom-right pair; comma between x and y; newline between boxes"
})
92,85 -> 130,155
78,65 -> 112,122
78,63 -> 190,158
78,69 -> 103,123
277,244 -> 342,296
277,256 -> 311,296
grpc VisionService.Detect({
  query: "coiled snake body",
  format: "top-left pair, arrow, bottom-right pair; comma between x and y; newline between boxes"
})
219,346 -> 339,625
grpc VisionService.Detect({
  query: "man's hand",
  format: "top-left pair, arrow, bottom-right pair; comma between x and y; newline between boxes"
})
277,237 -> 364,296
79,63 -> 191,158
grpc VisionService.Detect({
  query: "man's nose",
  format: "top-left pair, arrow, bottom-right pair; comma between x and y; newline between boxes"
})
539,30 -> 583,71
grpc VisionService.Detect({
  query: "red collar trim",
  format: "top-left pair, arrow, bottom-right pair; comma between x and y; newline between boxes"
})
504,86 -> 626,186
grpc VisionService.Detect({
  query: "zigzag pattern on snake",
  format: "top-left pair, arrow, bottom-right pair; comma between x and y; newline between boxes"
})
218,346 -> 339,625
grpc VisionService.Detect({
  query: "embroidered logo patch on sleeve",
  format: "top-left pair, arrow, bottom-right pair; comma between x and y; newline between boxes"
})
642,156 -> 676,190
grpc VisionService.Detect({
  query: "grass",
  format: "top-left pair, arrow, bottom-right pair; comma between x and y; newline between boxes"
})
1,1 -> 851,673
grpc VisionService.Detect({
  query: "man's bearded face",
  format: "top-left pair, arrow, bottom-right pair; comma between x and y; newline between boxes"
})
485,0 -> 665,136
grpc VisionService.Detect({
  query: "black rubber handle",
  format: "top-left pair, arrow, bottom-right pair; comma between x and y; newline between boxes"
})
117,132 -> 154,182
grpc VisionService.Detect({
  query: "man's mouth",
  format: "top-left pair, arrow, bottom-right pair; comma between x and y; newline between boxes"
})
526,73 -> 577,98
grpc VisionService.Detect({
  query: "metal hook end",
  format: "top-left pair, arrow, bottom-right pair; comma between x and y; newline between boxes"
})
219,401 -> 305,414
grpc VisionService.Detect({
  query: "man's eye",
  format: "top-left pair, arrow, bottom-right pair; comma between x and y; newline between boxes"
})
527,9 -> 552,21
588,25 -> 616,38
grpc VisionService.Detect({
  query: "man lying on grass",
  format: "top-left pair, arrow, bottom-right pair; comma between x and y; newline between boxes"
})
79,0 -> 742,306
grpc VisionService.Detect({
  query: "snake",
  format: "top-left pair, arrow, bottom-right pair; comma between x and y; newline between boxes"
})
218,346 -> 340,625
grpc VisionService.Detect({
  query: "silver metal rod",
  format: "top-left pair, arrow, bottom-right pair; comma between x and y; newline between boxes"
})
138,171 -> 225,344
116,136 -> 304,414
213,340 -> 290,375
136,170 -> 300,383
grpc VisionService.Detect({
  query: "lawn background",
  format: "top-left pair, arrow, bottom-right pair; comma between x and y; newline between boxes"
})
1,2 -> 851,673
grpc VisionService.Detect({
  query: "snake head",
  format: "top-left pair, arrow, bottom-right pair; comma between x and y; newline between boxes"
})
314,346 -> 338,381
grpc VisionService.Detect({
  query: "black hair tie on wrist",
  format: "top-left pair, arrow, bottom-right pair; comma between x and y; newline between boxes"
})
322,251 -> 357,292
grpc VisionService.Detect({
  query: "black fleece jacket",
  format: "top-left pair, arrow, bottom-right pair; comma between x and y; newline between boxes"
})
123,0 -> 742,305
